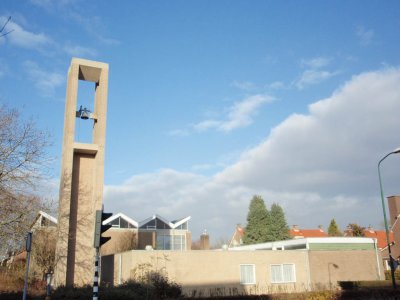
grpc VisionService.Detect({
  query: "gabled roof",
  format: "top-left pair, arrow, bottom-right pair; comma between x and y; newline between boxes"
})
290,228 -> 328,238
139,214 -> 190,229
171,216 -> 191,228
30,210 -> 58,229
103,212 -> 138,228
363,229 -> 394,249
229,224 -> 245,248
31,211 -> 189,231
38,210 -> 58,224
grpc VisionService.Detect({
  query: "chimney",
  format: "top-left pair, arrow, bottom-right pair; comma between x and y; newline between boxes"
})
200,230 -> 210,250
318,225 -> 324,231
292,225 -> 299,231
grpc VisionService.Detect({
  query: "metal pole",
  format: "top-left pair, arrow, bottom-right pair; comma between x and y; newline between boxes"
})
378,152 -> 397,289
22,232 -> 33,300
93,247 -> 100,300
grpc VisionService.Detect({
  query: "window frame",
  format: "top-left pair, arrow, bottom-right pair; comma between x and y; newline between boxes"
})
270,263 -> 296,284
239,264 -> 256,285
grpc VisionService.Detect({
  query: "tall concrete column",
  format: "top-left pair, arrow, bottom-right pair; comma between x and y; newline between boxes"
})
54,58 -> 109,287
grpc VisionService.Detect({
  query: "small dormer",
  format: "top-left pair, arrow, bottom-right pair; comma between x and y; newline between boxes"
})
174,222 -> 188,230
31,211 -> 58,230
109,217 -> 136,229
103,213 -> 138,229
140,216 -> 171,230
171,216 -> 191,230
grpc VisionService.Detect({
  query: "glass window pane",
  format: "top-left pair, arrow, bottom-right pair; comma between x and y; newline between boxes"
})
156,218 -> 171,229
120,218 -> 129,228
176,222 -> 187,230
164,235 -> 171,249
173,235 -> 181,250
283,264 -> 294,282
110,218 -> 120,227
141,219 -> 156,229
240,265 -> 255,284
156,235 -> 164,249
271,265 -> 282,283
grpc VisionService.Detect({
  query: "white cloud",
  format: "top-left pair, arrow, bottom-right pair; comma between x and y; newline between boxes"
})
217,68 -> 400,196
105,68 -> 400,242
168,129 -> 190,137
23,60 -> 64,97
30,0 -> 53,9
63,44 -> 97,57
30,0 -> 77,11
301,57 -> 331,69
105,69 -> 400,239
231,80 -> 256,91
267,81 -> 285,90
356,26 -> 374,46
219,95 -> 273,131
295,69 -> 338,89
193,119 -> 221,132
69,12 -> 120,46
294,56 -> 338,89
193,94 -> 274,133
0,16 -> 51,50
191,163 -> 214,172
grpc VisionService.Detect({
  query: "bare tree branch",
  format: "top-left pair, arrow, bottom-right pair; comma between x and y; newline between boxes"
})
0,16 -> 14,38
0,105 -> 52,256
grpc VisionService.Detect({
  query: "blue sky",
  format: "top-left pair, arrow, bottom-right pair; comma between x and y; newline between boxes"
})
1,0 -> 400,243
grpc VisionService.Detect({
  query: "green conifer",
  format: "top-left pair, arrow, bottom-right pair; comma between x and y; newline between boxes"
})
266,203 -> 290,241
328,218 -> 342,236
243,195 -> 269,244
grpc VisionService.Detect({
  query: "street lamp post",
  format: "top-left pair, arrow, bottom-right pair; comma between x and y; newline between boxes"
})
378,147 -> 400,289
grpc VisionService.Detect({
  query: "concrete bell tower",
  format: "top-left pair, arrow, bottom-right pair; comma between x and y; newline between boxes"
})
54,58 -> 109,286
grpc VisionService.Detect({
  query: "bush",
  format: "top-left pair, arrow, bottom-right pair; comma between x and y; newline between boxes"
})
148,271 -> 182,299
338,281 -> 360,290
384,269 -> 400,280
48,272 -> 182,300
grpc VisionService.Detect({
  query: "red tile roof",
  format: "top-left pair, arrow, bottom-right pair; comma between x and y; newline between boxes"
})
363,229 -> 394,249
290,228 -> 328,238
231,225 -> 393,248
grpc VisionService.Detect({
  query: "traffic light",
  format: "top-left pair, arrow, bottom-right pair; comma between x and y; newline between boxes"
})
94,210 -> 112,248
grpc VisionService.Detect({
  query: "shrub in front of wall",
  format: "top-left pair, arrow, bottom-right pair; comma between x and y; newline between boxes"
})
337,281 -> 360,290
384,269 -> 400,280
50,285 -> 92,299
147,271 -> 182,299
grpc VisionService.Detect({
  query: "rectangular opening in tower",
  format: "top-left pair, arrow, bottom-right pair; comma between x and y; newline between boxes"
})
75,79 -> 96,144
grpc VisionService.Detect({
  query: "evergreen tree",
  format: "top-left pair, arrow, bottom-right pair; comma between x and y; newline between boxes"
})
243,195 -> 269,245
266,203 -> 291,241
328,218 -> 342,236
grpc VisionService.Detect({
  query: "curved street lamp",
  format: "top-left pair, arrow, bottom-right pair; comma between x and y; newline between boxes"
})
378,147 -> 400,289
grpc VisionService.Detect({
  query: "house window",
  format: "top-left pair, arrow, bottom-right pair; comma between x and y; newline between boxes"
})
156,234 -> 186,250
110,218 -> 120,228
156,235 -> 171,250
240,264 -> 256,285
270,264 -> 296,283
175,222 -> 188,230
172,235 -> 186,250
